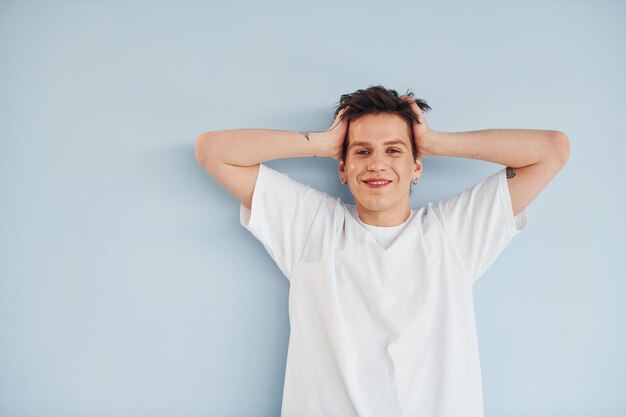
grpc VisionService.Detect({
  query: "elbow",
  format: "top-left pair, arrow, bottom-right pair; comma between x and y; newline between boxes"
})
195,132 -> 215,164
551,131 -> 570,165
195,132 -> 227,175
194,134 -> 205,163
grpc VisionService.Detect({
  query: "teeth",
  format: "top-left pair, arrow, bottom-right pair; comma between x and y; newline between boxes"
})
367,181 -> 389,185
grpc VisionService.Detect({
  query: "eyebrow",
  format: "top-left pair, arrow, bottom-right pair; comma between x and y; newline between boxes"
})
349,139 -> 409,149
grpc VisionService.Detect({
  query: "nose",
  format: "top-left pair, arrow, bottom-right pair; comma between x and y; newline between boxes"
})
367,151 -> 387,171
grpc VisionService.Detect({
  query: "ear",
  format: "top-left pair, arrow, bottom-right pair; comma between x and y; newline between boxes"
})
413,158 -> 423,177
338,159 -> 346,181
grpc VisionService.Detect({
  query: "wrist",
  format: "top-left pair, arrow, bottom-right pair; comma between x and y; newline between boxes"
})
309,131 -> 334,158
420,130 -> 440,158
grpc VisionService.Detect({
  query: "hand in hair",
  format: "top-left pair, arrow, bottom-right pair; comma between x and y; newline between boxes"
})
400,96 -> 434,158
325,106 -> 350,161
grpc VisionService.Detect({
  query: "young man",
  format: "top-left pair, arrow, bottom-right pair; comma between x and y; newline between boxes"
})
195,85 -> 569,417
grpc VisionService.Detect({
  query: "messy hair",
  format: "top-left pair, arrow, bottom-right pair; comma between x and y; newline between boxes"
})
333,85 -> 432,162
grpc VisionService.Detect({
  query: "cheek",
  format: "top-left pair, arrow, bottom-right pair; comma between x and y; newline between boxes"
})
401,161 -> 416,172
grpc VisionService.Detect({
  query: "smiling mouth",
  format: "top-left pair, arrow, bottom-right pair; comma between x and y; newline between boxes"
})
362,180 -> 392,188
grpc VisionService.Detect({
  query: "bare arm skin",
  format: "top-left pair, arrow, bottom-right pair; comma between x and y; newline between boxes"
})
423,129 -> 570,218
195,109 -> 348,209
400,96 -> 570,218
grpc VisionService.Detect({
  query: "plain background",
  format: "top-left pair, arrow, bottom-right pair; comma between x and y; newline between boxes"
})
1,1 -> 624,416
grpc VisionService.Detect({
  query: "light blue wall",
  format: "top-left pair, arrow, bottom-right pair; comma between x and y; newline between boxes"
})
1,1 -> 624,416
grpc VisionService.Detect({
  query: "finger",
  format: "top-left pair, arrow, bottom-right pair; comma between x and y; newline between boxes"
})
400,96 -> 421,112
335,107 -> 350,126
408,99 -> 423,116
331,107 -> 349,130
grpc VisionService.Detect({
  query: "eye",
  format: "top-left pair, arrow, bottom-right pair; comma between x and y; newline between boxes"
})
355,149 -> 369,155
387,148 -> 401,153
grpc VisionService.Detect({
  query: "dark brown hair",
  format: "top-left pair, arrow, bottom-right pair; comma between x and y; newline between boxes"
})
333,85 -> 432,162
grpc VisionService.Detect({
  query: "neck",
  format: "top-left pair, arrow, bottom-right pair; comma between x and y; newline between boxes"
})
356,204 -> 411,227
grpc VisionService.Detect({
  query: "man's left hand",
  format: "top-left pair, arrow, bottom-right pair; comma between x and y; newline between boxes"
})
400,95 -> 434,158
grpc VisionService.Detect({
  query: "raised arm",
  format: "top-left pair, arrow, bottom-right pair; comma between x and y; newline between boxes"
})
425,129 -> 569,217
195,109 -> 348,208
400,96 -> 570,217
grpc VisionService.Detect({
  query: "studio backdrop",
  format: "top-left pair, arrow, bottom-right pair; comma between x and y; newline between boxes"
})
1,1 -> 624,416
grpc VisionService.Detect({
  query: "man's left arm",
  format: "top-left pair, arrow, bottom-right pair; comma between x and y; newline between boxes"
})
422,129 -> 570,217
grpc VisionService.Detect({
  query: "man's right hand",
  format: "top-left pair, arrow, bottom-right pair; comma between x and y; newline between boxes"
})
323,107 -> 350,161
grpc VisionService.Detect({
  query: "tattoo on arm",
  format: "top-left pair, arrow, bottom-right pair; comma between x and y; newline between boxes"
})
298,131 -> 320,157
299,131 -> 311,141
506,167 -> 516,179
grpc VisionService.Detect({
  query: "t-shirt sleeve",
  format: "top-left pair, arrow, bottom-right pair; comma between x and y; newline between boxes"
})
431,167 -> 529,284
239,164 -> 335,280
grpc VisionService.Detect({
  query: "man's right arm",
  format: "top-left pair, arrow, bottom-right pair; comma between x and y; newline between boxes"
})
195,129 -> 332,209
195,108 -> 349,209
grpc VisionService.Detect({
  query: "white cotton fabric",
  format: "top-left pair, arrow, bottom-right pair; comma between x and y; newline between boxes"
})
355,209 -> 417,250
239,164 -> 528,417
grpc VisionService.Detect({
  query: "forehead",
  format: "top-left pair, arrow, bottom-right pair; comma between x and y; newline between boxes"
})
349,113 -> 411,145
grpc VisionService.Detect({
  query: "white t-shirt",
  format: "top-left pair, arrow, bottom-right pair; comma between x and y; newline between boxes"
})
240,164 -> 529,417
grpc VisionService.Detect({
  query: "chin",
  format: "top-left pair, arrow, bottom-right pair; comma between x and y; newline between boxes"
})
357,198 -> 394,212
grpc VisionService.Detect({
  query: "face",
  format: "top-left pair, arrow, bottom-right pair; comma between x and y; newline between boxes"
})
338,113 -> 423,223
